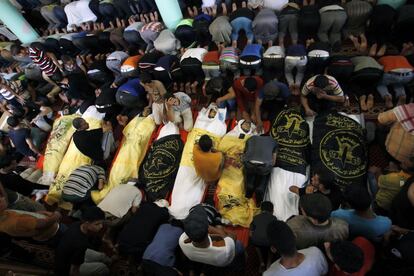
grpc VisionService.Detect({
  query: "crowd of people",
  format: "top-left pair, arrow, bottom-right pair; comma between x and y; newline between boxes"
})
0,0 -> 414,275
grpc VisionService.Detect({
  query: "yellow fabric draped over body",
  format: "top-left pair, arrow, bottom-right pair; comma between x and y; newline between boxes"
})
216,135 -> 259,227
180,128 -> 222,167
91,116 -> 156,204
46,117 -> 102,209
42,114 -> 80,175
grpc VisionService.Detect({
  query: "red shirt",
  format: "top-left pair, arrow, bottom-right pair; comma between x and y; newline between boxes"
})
329,237 -> 375,276
233,76 -> 264,113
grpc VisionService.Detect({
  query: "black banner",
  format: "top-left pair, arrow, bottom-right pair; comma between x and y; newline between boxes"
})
312,112 -> 367,190
138,134 -> 184,201
270,107 -> 310,175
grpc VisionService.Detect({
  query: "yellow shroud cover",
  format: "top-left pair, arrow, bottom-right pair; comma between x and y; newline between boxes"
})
91,116 -> 156,204
46,117 -> 102,209
216,135 -> 259,227
43,114 -> 80,175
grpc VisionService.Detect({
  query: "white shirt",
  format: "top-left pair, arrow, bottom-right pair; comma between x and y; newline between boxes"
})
98,185 -> 142,218
180,48 -> 208,63
264,0 -> 289,11
264,247 -> 328,276
179,233 -> 236,267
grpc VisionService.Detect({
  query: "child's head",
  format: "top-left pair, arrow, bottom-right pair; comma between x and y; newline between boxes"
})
261,201 -> 274,213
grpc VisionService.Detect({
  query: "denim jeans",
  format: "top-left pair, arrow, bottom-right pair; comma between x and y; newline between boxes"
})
53,6 -> 68,29
231,17 -> 254,42
376,71 -> 414,99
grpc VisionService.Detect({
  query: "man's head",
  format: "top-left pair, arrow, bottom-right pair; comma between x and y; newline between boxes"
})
72,118 -> 89,131
261,201 -> 274,213
140,72 -> 152,85
164,92 -> 179,106
243,77 -> 257,93
343,185 -> 371,212
267,220 -> 297,257
6,116 -> 20,128
198,135 -> 213,152
326,240 -> 364,274
10,45 -> 27,57
311,167 -> 335,190
314,75 -> 329,90
184,205 -> 209,243
81,206 -> 105,233
205,77 -> 224,96
300,193 -> 332,224
262,81 -> 280,101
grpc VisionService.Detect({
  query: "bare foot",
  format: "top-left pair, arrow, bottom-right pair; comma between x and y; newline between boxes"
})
222,2 -> 228,15
369,43 -> 378,57
397,95 -> 407,106
232,2 -> 237,12
384,95 -> 393,109
377,44 -> 387,57
360,95 -> 367,111
367,94 -> 374,110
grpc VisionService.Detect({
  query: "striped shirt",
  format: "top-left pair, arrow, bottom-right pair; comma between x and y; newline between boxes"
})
220,47 -> 239,64
301,75 -> 343,97
28,47 -> 57,76
0,77 -> 23,101
62,165 -> 105,198
140,22 -> 164,33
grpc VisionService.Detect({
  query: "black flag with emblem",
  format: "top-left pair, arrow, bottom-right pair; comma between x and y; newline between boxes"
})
270,107 -> 310,175
312,112 -> 367,190
138,134 -> 184,201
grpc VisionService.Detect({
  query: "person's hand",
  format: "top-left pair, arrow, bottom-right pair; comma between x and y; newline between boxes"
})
110,82 -> 118,89
98,179 -> 105,190
17,95 -> 26,105
216,97 -> 223,106
391,225 -> 411,235
305,108 -> 316,117
289,186 -> 299,194
256,120 -> 263,133
28,156 -> 36,161
166,97 -> 175,107
305,185 -> 317,194
102,121 -> 113,133
315,89 -> 327,99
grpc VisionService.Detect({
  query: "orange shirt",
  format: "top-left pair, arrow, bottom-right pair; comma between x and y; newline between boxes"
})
0,210 -> 59,241
193,144 -> 223,182
378,56 -> 414,72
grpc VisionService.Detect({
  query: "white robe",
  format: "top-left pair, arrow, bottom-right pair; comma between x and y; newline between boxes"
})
169,105 -> 227,219
64,0 -> 97,30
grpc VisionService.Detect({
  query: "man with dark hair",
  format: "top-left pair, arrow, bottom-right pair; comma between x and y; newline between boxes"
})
255,80 -> 291,132
250,201 -> 277,271
287,193 -> 348,249
72,118 -> 115,162
205,76 -> 237,117
289,168 -> 343,210
301,74 -> 345,116
325,237 -> 375,276
55,206 -> 111,276
331,185 -> 391,242
193,134 -> 224,183
179,205 -> 243,268
7,116 -> 42,160
264,220 -> 328,275
233,75 -> 264,122
164,91 -> 193,131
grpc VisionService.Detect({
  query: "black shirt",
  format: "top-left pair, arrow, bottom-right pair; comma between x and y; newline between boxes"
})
55,222 -> 93,276
391,181 -> 414,230
118,202 -> 169,255
230,8 -> 255,22
73,128 -> 104,161
0,172 -> 46,196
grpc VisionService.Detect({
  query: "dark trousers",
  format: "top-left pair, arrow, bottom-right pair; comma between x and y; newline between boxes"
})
244,167 -> 270,204
367,5 -> 396,45
114,0 -> 134,18
175,25 -> 196,48
53,6 -> 68,28
99,3 -> 118,25
298,6 -> 320,42
307,93 -> 336,114
123,30 -> 146,49
350,68 -> 383,97
59,38 -> 80,56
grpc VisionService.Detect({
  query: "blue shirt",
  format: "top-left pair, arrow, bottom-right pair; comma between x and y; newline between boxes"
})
241,44 -> 263,58
142,224 -> 183,267
331,209 -> 391,242
117,78 -> 145,97
286,44 -> 307,57
9,128 -> 36,157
